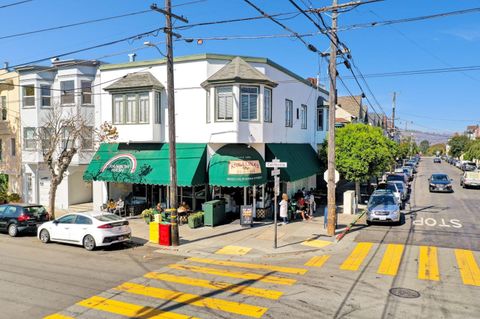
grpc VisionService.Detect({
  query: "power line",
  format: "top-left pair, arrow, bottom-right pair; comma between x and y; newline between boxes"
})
0,0 -> 33,9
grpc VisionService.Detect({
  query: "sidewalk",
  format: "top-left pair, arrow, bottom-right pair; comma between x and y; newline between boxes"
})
129,208 -> 366,258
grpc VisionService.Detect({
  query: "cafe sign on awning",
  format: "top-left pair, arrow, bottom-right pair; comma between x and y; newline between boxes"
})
228,160 -> 261,175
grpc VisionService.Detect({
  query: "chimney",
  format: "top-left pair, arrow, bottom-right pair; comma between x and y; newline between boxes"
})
128,53 -> 137,62
3,62 -> 8,70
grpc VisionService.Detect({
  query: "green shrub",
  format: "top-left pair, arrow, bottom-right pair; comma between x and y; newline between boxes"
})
8,193 -> 21,203
188,211 -> 205,229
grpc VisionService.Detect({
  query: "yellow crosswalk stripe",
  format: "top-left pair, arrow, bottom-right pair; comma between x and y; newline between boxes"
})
340,242 -> 374,271
77,296 -> 199,319
115,282 -> 268,318
188,257 -> 308,275
145,272 -> 283,300
377,244 -> 405,276
169,264 -> 296,285
215,245 -> 252,255
43,314 -> 75,319
418,246 -> 440,281
455,249 -> 480,286
301,239 -> 332,249
304,255 -> 330,267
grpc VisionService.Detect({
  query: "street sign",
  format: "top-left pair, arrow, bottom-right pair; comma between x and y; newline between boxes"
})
274,176 -> 280,196
324,169 -> 340,184
271,169 -> 280,176
266,161 -> 287,168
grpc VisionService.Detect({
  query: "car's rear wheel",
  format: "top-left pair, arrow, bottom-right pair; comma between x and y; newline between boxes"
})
8,224 -> 18,237
40,229 -> 50,243
366,220 -> 372,226
83,235 -> 96,251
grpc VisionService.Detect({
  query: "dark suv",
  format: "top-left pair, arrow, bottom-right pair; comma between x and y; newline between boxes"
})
0,204 -> 49,237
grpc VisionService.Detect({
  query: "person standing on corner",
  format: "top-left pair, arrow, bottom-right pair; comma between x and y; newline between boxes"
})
279,193 -> 289,224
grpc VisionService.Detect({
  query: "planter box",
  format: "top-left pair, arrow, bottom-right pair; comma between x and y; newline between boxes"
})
188,214 -> 203,229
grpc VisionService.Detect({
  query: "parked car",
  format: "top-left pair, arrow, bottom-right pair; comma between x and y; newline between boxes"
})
404,162 -> 417,173
455,160 -> 462,169
433,157 -> 441,163
0,204 -> 49,237
428,174 -> 453,193
376,182 -> 402,207
386,173 -> 410,189
366,190 -> 401,225
461,161 -> 477,172
402,166 -> 414,181
37,212 -> 131,251
460,171 -> 480,188
389,180 -> 408,203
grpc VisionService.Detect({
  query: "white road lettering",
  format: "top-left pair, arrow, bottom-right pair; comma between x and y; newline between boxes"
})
450,219 -> 462,228
438,219 -> 451,227
412,217 -> 463,228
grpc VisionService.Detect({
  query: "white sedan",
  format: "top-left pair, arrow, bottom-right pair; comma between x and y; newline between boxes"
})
37,211 -> 131,251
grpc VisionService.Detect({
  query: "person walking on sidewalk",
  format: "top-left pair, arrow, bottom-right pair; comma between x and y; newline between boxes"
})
279,193 -> 289,224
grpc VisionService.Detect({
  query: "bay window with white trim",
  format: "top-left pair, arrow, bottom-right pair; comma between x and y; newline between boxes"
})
240,86 -> 259,121
263,87 -> 272,123
215,86 -> 233,121
112,92 -> 152,125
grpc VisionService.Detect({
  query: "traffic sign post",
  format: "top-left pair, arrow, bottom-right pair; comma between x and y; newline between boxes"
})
266,158 -> 287,249
324,169 -> 340,184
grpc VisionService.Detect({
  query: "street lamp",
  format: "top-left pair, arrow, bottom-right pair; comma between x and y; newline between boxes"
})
143,41 -> 166,57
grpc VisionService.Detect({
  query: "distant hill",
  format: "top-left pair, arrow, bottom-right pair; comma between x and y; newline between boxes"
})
400,129 -> 450,145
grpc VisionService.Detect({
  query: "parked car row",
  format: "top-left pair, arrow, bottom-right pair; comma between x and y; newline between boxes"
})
445,156 -> 478,171
368,156 -> 420,225
0,203 -> 131,251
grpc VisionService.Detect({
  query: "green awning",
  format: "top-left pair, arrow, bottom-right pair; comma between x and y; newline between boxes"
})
83,143 -> 207,186
266,143 -> 322,182
209,144 -> 267,187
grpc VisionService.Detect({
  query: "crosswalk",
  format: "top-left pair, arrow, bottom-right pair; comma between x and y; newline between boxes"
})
45,243 -> 479,319
305,242 -> 480,286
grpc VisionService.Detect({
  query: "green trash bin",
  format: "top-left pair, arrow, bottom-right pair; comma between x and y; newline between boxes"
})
203,200 -> 226,226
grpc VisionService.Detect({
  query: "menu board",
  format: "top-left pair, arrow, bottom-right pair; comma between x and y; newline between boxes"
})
240,205 -> 253,227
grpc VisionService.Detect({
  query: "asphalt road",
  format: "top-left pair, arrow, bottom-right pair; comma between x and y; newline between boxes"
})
355,157 -> 480,251
0,235 -> 184,319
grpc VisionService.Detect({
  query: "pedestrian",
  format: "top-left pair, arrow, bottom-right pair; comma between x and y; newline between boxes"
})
308,192 -> 316,218
107,199 -> 116,214
297,196 -> 309,221
279,193 -> 289,224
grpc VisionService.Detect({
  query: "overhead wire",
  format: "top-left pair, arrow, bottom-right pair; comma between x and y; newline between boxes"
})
0,0 -> 32,9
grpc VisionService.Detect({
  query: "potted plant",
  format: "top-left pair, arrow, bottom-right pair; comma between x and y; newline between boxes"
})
188,211 -> 204,229
141,208 -> 154,224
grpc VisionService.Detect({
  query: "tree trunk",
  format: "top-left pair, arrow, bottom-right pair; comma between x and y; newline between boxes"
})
49,180 -> 58,220
355,181 -> 361,207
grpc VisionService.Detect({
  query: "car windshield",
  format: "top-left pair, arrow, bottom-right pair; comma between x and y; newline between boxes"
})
465,172 -> 480,179
369,195 -> 396,206
392,182 -> 404,191
386,184 -> 397,192
432,175 -> 449,182
387,175 -> 403,181
95,214 -> 123,222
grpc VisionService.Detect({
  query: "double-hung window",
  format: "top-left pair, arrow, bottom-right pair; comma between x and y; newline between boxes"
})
81,126 -> 94,150
10,138 -> 15,156
112,93 -> 151,124
23,127 -> 36,150
285,99 -> 293,127
23,85 -> 35,107
263,88 -> 272,123
154,92 -> 161,124
62,127 -> 74,149
240,86 -> 259,121
40,127 -> 52,150
41,85 -> 51,107
60,80 -> 75,105
0,96 -> 6,120
301,104 -> 307,129
216,86 -> 233,121
81,81 -> 92,105
317,107 -> 324,131
138,93 -> 149,124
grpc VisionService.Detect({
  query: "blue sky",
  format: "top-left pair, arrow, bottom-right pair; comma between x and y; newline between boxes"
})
1,0 -> 480,134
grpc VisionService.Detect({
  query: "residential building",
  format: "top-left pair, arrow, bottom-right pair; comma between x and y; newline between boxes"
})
465,125 -> 479,140
0,68 -> 22,195
85,54 -> 328,214
337,95 -> 368,124
16,60 -> 99,208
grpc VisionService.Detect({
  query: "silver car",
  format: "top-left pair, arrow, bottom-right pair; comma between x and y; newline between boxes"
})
366,190 -> 401,225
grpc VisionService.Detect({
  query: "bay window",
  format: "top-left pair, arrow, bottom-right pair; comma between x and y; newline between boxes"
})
240,86 -> 259,121
215,86 -> 233,121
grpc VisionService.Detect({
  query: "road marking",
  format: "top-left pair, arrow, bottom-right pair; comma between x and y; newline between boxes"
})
418,246 -> 440,281
340,242 -> 373,271
304,255 -> 330,267
169,264 -> 296,285
77,296 -> 199,319
188,257 -> 308,275
43,315 -> 74,319
144,272 -> 283,300
115,282 -> 268,318
215,245 -> 252,255
301,239 -> 332,249
377,244 -> 405,276
455,249 -> 480,286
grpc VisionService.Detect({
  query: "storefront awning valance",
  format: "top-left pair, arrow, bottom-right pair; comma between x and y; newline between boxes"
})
266,143 -> 322,182
83,143 -> 207,186
209,144 -> 267,187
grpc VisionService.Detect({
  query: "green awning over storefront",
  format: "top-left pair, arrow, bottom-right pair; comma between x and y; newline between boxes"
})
266,143 -> 322,182
209,144 -> 267,187
83,143 -> 207,186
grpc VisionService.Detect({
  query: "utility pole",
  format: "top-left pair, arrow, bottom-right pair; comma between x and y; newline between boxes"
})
151,1 -> 188,246
326,0 -> 338,237
392,92 -> 396,133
